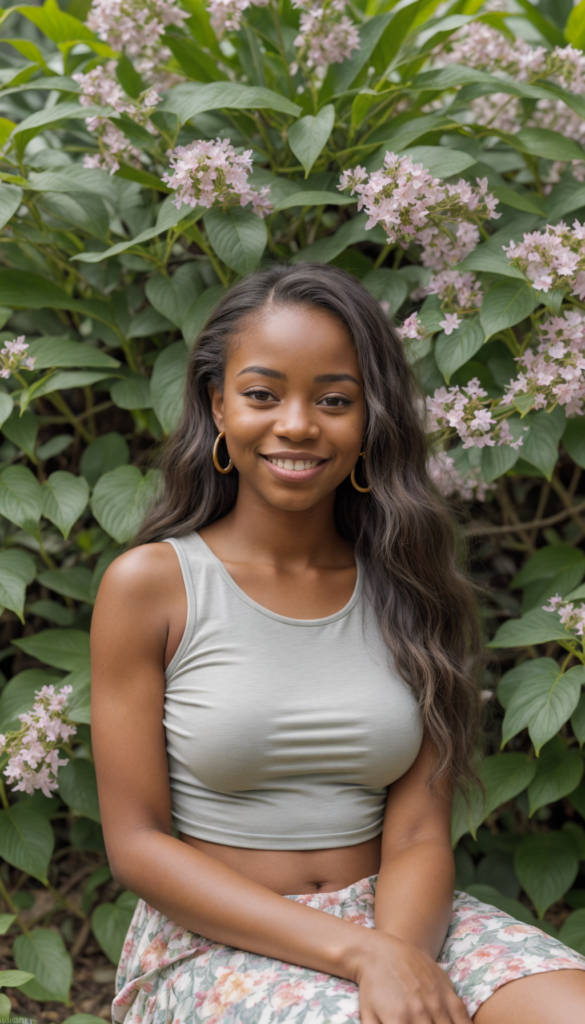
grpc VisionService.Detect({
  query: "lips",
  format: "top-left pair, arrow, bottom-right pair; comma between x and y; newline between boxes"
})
260,452 -> 330,483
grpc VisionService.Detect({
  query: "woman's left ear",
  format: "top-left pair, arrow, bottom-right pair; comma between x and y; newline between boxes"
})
207,384 -> 225,432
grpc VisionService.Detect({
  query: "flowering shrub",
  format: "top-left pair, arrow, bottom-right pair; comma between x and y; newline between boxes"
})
1,0 -> 585,1010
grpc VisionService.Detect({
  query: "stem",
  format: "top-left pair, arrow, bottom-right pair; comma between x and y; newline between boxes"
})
374,243 -> 392,270
187,223 -> 230,286
0,872 -> 30,934
46,392 -> 93,444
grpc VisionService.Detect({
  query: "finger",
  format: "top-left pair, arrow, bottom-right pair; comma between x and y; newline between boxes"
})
446,993 -> 472,1024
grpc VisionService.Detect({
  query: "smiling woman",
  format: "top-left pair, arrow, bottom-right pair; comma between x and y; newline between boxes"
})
89,263 -> 585,1024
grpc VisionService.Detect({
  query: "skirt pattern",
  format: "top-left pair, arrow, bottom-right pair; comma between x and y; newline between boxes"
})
112,875 -> 585,1023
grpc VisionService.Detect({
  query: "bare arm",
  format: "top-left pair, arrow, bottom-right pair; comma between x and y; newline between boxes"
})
90,546 -> 469,1023
374,733 -> 456,959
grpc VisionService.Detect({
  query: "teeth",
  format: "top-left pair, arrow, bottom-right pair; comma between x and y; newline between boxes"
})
267,457 -> 320,471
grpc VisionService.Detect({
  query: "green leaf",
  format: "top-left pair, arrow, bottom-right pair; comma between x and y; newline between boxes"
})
13,927 -> 72,1003
26,336 -> 120,370
459,241 -> 526,280
0,182 -> 22,228
362,268 -> 408,316
203,206 -> 267,275
42,471 -> 90,540
563,417 -> 585,470
0,669 -> 63,733
145,270 -> 200,328
292,212 -> 379,264
511,543 -> 584,589
57,757 -> 100,822
330,12 -> 393,93
515,831 -> 579,917
79,431 -> 130,488
72,196 -> 193,263
572,692 -> 585,748
150,341 -> 188,435
0,804 -> 54,885
288,105 -> 335,178
60,662 -> 92,724
274,190 -> 354,211
479,281 -> 539,340
480,416 -> 529,483
36,191 -> 109,240
8,0 -> 100,44
478,753 -> 538,821
24,370 -> 116,406
0,968 -> 35,988
2,408 -> 38,459
450,784 -> 485,845
0,915 -> 18,936
0,548 -> 36,622
516,127 -> 585,164
398,145 -> 477,179
91,890 -> 138,965
486,605 -> 577,648
501,660 -> 582,751
36,567 -> 93,604
567,0 -> 585,48
521,407 -> 566,480
13,629 -> 90,671
527,737 -> 584,814
160,82 -> 301,123
110,373 -> 152,410
90,465 -> 162,543
490,185 -> 545,217
181,285 -> 225,348
127,306 -> 173,338
0,391 -> 13,428
435,317 -> 485,384
11,101 -> 114,151
558,908 -> 585,955
0,465 -> 43,537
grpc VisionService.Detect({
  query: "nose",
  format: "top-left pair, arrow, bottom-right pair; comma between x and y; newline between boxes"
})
273,397 -> 320,443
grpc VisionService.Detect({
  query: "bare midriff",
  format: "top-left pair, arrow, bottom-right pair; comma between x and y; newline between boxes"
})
178,832 -> 383,895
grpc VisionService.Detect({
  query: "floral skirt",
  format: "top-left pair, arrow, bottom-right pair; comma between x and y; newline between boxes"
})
112,875 -> 585,1023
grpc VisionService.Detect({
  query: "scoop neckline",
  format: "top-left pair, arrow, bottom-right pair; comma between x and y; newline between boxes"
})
192,531 -> 363,626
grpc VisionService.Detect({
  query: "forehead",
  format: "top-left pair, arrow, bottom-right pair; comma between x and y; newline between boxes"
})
226,303 -> 360,377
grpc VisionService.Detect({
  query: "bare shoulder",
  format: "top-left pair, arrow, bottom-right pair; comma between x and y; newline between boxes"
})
98,541 -> 179,597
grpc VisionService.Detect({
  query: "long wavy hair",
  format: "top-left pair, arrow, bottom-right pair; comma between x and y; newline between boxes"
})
132,261 -> 486,793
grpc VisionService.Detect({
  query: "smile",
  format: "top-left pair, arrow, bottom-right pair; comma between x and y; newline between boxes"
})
266,457 -> 321,470
260,453 -> 330,482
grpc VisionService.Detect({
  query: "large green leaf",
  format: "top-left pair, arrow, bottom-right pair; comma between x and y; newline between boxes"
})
477,753 -> 538,823
0,182 -> 22,229
91,890 -> 138,965
511,544 -> 584,589
516,127 -> 585,164
0,391 -> 13,428
150,341 -> 188,435
435,317 -> 484,384
79,431 -> 130,488
37,190 -> 109,240
42,470 -> 89,539
13,927 -> 72,1004
527,737 -> 584,814
558,908 -> 585,956
501,661 -> 584,753
515,830 -> 579,917
288,105 -> 335,178
274,190 -> 354,211
1,407 -> 38,459
521,407 -> 566,480
37,567 -> 93,604
479,281 -> 539,340
398,145 -> 476,179
26,336 -> 120,370
0,548 -> 36,622
11,101 -> 114,151
12,628 -> 90,671
90,465 -> 162,543
73,196 -> 193,263
110,373 -> 152,411
0,804 -> 54,884
0,465 -> 43,537
160,82 -> 301,123
57,757 -> 101,822
486,605 -> 577,648
181,285 -> 226,348
480,416 -> 529,483
563,417 -> 585,470
203,206 -> 267,274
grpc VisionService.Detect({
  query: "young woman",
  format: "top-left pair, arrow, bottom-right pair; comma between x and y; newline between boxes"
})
91,263 -> 585,1024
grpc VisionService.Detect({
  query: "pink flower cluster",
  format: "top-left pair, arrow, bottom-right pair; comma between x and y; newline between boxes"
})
207,0 -> 268,38
0,336 -> 35,379
396,312 -> 427,341
438,21 -> 546,81
73,61 -> 161,174
428,450 -> 490,502
500,312 -> 585,418
339,156 -> 499,272
543,594 -> 585,637
426,269 -> 483,313
426,377 -> 528,450
162,137 -> 273,217
0,684 -> 77,798
87,0 -> 188,84
290,0 -> 360,75
503,221 -> 585,299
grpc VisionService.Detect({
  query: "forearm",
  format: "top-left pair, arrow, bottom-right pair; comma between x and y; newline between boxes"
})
374,838 -> 455,959
115,830 -> 374,982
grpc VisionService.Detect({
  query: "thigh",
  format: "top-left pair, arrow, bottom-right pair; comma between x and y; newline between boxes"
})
439,891 -> 585,1021
473,968 -> 585,1023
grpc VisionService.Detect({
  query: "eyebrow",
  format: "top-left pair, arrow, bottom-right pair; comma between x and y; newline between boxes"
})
236,366 -> 360,386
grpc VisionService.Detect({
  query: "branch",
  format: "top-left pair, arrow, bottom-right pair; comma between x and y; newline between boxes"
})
465,497 -> 585,537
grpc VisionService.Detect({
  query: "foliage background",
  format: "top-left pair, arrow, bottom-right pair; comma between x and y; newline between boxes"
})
2,0 -> 585,1016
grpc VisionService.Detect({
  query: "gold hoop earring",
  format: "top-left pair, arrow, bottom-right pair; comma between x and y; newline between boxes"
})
350,452 -> 370,493
212,431 -> 233,474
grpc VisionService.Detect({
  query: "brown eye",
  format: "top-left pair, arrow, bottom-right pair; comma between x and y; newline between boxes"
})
245,389 -> 275,402
320,395 -> 351,407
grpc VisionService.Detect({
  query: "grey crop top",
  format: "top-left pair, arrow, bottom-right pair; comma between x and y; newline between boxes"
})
161,531 -> 424,850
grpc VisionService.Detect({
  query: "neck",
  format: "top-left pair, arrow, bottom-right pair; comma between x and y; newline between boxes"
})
217,479 -> 353,570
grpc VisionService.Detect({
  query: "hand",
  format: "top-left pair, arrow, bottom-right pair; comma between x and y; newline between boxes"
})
354,931 -> 472,1024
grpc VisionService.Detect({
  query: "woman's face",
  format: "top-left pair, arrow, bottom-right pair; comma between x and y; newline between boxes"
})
208,303 -> 365,513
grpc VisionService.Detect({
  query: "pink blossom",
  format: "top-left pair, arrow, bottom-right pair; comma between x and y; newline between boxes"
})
0,335 -> 35,379
396,313 -> 427,341
427,450 -> 490,501
543,593 -> 585,635
207,0 -> 269,38
426,377 -> 529,450
439,312 -> 461,335
87,0 -> 188,87
162,137 -> 273,217
292,0 -> 360,73
1,684 -> 76,797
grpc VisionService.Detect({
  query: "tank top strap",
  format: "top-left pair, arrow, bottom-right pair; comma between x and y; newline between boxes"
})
161,533 -> 201,679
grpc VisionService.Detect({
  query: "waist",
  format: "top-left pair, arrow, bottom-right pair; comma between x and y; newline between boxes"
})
178,831 -> 383,895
